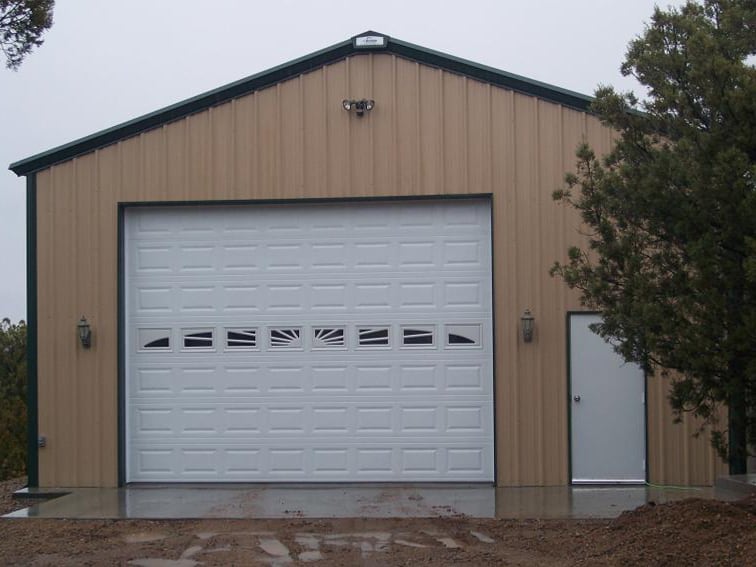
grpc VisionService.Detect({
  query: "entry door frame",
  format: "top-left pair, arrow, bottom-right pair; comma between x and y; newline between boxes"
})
566,311 -> 649,485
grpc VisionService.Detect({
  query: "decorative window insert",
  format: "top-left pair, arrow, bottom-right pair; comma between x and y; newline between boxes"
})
183,329 -> 214,349
269,327 -> 302,349
445,324 -> 482,348
358,327 -> 390,347
226,328 -> 258,349
313,327 -> 346,349
138,328 -> 171,351
401,326 -> 435,347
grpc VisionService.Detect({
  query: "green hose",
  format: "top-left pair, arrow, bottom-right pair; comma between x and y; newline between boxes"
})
645,481 -> 702,491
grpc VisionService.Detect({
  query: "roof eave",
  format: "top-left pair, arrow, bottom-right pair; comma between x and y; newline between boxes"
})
387,36 -> 593,112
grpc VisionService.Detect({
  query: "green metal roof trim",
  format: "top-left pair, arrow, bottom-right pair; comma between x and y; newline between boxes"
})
9,31 -> 594,176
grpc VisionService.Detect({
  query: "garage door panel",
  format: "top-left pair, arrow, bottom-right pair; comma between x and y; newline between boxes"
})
447,448 -> 486,473
128,203 -> 491,239
443,239 -> 486,267
130,360 -> 493,398
354,364 -> 392,391
178,245 -> 217,272
399,364 -> 438,390
443,280 -> 486,309
222,285 -> 262,313
130,443 -> 493,481
353,282 -> 393,311
131,239 -> 489,278
126,200 -> 493,482
310,365 -> 349,391
267,284 -> 306,312
445,364 -> 487,391
129,401 -> 492,440
310,243 -> 348,270
134,287 -> 174,314
129,278 -> 492,316
221,244 -> 261,272
312,407 -> 350,432
178,286 -> 216,313
132,245 -> 174,274
398,282 -> 437,309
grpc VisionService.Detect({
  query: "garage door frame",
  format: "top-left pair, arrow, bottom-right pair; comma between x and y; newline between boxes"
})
117,194 -> 496,486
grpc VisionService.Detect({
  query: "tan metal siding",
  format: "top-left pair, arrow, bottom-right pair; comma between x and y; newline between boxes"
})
33,52 -> 724,487
37,153 -> 120,487
647,373 -> 728,485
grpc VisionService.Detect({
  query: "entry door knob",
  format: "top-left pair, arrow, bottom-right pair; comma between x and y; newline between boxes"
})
573,395 -> 581,402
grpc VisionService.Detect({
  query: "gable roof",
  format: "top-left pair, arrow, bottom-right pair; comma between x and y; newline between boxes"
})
9,31 -> 594,176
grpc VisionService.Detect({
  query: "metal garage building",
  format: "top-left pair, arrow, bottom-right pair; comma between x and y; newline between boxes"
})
10,32 -> 726,487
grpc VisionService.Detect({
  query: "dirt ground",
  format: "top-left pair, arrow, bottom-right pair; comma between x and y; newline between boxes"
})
1,478 -> 755,566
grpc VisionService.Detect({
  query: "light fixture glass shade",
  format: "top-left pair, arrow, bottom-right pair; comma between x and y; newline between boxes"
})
521,309 -> 534,343
342,99 -> 352,111
77,316 -> 92,348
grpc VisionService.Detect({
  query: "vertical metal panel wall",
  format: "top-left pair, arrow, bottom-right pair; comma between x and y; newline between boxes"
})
33,52 -> 726,487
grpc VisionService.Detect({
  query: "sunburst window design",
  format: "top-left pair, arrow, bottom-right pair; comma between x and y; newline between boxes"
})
139,328 -> 171,351
269,327 -> 302,349
313,327 -> 345,348
445,324 -> 481,348
226,328 -> 257,349
183,329 -> 214,349
358,327 -> 390,347
402,326 -> 434,347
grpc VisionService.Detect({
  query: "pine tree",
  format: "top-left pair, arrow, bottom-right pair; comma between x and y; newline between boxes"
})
0,318 -> 27,479
0,0 -> 54,70
552,0 -> 756,473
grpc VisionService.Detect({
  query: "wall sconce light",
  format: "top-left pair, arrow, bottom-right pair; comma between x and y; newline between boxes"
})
77,316 -> 92,348
521,309 -> 534,343
342,98 -> 375,117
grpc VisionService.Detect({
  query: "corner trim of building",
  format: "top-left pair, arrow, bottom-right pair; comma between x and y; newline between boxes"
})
644,365 -> 650,484
26,173 -> 39,487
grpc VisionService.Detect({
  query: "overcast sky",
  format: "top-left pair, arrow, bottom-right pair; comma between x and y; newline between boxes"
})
0,0 -> 680,322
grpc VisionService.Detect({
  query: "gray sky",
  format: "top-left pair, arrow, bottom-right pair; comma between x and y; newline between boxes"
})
0,0 -> 675,322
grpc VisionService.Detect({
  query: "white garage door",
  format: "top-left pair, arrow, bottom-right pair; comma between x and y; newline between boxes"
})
125,199 -> 494,482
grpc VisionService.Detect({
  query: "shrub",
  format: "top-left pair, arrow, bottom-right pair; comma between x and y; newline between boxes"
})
0,318 -> 26,480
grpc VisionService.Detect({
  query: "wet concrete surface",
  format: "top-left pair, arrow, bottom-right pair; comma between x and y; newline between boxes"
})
4,483 -> 744,520
715,473 -> 756,494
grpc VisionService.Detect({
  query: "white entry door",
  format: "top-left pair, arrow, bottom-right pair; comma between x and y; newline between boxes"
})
124,199 -> 494,483
569,313 -> 646,483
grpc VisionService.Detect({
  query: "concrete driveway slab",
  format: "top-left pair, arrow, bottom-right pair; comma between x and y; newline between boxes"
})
4,484 -> 742,520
